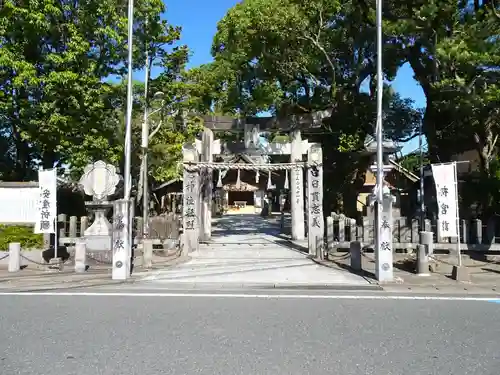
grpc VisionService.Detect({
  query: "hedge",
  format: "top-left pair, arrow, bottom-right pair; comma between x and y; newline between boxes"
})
0,225 -> 44,251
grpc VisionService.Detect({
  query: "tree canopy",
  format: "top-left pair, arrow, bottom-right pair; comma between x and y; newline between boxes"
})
0,0 -> 195,183
1,0 -> 500,215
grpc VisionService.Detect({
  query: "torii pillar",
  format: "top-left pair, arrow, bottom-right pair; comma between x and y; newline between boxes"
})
200,128 -> 214,241
290,129 -> 305,240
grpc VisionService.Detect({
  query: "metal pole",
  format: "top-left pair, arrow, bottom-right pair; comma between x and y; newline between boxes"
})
141,28 -> 150,238
123,0 -> 134,201
419,120 -> 425,230
375,0 -> 384,252
454,162 -> 462,267
53,170 -> 58,260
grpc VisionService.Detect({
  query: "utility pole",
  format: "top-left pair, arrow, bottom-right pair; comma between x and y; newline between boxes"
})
419,120 -> 425,230
141,18 -> 150,238
123,0 -> 134,201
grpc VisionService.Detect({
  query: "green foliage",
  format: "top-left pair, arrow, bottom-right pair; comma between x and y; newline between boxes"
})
382,0 -> 500,214
0,225 -> 43,251
148,116 -> 204,182
399,152 -> 429,175
196,0 -> 424,212
0,0 -> 185,182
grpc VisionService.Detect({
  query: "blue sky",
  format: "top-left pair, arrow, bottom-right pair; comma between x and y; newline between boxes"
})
162,0 -> 426,154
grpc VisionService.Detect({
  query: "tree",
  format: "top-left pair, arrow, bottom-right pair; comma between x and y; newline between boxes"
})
201,0 -> 422,214
0,0 -> 176,181
384,0 -> 500,214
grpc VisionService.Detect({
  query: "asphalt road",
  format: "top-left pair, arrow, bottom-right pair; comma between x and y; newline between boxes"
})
0,292 -> 499,375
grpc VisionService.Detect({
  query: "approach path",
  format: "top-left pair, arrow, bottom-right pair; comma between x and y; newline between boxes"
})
139,214 -> 370,288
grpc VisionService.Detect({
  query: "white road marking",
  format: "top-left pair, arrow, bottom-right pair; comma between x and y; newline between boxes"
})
0,291 -> 499,301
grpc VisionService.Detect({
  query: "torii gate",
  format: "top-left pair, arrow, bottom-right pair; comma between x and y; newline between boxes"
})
181,123 -> 324,258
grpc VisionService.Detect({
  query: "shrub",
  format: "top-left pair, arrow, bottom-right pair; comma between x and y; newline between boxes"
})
0,225 -> 44,251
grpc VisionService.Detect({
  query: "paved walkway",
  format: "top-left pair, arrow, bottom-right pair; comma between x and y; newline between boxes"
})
140,214 -> 371,288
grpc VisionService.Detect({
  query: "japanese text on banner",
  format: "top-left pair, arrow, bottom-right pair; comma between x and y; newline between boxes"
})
35,169 -> 57,234
431,163 -> 458,237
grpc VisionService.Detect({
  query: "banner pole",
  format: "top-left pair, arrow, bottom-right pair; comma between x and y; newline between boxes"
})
53,168 -> 58,260
453,162 -> 461,267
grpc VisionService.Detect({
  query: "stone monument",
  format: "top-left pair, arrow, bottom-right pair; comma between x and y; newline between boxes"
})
307,144 -> 324,259
365,135 -> 397,282
79,160 -> 121,251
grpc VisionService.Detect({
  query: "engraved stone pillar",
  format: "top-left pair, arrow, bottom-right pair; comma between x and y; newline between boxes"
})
374,194 -> 395,282
290,129 -> 305,240
182,145 -> 200,255
111,199 -> 131,280
307,144 -> 324,258
200,129 -> 214,242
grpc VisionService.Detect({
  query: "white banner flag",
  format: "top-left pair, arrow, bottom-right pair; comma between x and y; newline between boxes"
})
34,169 -> 57,234
431,162 -> 458,237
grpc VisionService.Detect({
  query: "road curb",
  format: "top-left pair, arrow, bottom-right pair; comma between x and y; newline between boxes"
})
0,255 -> 191,291
137,281 -> 383,291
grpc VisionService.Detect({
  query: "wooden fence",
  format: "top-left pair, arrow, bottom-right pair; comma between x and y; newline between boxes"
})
57,213 -> 181,247
326,214 -> 500,252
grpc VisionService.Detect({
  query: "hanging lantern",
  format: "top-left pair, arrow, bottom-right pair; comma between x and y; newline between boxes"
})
236,168 -> 241,190
217,169 -> 223,188
284,169 -> 289,190
255,170 -> 260,183
267,170 -> 272,190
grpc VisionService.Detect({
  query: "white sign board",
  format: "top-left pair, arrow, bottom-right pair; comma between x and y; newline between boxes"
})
431,162 -> 458,237
0,187 -> 39,223
34,169 -> 57,234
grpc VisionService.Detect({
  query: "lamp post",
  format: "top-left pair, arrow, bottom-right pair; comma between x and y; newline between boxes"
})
141,91 -> 165,238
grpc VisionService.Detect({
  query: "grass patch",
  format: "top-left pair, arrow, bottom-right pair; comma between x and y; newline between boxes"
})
0,225 -> 43,250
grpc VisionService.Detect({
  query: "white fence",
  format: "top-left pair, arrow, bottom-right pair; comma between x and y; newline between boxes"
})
0,183 -> 39,224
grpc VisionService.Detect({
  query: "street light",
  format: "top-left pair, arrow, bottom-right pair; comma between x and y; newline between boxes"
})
141,91 -> 165,238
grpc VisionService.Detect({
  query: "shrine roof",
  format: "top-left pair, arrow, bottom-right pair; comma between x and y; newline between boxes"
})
152,178 -> 182,192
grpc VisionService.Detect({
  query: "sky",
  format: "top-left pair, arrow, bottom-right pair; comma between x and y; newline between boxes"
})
162,0 -> 426,155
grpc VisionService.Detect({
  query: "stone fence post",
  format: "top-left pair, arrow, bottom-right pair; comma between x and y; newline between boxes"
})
8,242 -> 21,273
74,241 -> 87,273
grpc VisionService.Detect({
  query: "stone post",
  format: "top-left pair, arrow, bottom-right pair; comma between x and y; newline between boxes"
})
416,244 -> 430,276
290,129 -> 305,240
8,242 -> 21,273
200,128 -> 214,242
350,241 -> 362,272
74,241 -> 87,273
326,216 -> 334,252
143,239 -> 153,269
307,144 -> 324,258
111,199 -> 131,280
419,231 -> 434,256
182,145 -> 200,255
374,194 -> 395,282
